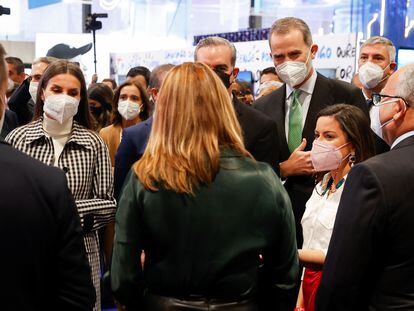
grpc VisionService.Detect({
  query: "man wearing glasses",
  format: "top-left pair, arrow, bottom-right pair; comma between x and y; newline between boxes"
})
316,64 -> 414,310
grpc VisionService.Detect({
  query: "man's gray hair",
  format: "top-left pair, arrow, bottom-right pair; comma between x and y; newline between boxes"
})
269,17 -> 313,47
149,63 -> 175,89
361,36 -> 396,63
194,36 -> 237,67
396,64 -> 414,107
32,56 -> 58,66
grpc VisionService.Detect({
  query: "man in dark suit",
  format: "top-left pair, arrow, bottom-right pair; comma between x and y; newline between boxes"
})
315,64 -> 414,311
194,37 -> 279,166
0,109 -> 18,138
114,117 -> 153,199
254,17 -> 367,247
114,64 -> 174,199
357,36 -> 396,154
0,43 -> 95,310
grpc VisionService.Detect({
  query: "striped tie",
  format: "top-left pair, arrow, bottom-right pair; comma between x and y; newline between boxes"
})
288,90 -> 303,152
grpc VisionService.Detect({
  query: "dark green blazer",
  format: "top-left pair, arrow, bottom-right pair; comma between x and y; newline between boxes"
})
111,149 -> 298,309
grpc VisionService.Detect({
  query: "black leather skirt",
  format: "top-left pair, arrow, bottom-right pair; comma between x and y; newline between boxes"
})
140,294 -> 258,311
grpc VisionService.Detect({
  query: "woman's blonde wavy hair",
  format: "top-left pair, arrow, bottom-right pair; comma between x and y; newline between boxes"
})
134,62 -> 251,194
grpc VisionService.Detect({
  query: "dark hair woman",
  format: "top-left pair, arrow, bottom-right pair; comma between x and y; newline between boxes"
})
88,82 -> 113,132
6,60 -> 116,311
296,104 -> 375,311
99,81 -> 150,167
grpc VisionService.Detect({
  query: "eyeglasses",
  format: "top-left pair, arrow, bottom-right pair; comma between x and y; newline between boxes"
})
372,93 -> 408,106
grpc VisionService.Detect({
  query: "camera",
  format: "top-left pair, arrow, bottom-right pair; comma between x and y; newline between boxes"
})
85,13 -> 108,31
0,5 -> 11,16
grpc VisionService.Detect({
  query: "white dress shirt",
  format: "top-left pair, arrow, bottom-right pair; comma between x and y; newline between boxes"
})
301,173 -> 348,255
285,69 -> 318,141
391,131 -> 414,149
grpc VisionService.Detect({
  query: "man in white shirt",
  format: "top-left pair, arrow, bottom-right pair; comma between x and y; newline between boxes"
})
254,17 -> 368,248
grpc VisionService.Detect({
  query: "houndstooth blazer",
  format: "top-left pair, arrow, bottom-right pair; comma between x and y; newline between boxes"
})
6,117 -> 116,254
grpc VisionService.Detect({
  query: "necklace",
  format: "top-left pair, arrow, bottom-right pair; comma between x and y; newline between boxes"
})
329,178 -> 345,193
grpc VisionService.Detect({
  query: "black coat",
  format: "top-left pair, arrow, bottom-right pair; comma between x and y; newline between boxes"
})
254,73 -> 368,247
0,139 -> 95,310
315,135 -> 414,311
232,96 -> 279,173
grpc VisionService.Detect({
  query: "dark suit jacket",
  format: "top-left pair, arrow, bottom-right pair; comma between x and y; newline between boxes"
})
315,135 -> 414,311
114,99 -> 279,200
0,109 -> 19,138
0,139 -> 95,310
7,77 -> 35,126
114,117 -> 153,199
254,73 -> 368,246
232,96 -> 279,171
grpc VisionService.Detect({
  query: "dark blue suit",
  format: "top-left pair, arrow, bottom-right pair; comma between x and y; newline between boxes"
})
114,117 -> 153,199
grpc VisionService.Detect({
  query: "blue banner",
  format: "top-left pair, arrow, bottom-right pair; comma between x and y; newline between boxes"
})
29,0 -> 62,9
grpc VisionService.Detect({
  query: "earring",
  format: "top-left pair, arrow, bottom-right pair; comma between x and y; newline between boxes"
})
349,154 -> 356,167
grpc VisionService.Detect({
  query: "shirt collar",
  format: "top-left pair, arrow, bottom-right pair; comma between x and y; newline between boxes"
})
25,117 -> 92,149
362,89 -> 370,100
391,131 -> 414,150
286,69 -> 317,99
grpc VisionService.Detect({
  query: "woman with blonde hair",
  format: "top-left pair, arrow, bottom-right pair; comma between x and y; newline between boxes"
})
111,62 -> 298,310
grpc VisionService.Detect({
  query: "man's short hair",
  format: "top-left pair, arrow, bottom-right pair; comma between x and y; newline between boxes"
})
149,64 -> 175,89
360,36 -> 396,63
269,17 -> 313,47
32,56 -> 58,66
397,64 -> 414,107
5,56 -> 25,74
261,67 -> 277,77
126,66 -> 151,87
194,36 -> 237,67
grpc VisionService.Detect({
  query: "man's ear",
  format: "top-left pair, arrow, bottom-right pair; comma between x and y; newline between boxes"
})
149,88 -> 158,101
311,44 -> 319,59
232,67 -> 239,79
390,62 -> 397,73
393,98 -> 407,121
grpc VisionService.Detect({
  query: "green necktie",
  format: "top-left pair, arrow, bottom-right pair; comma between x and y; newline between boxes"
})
288,90 -> 303,153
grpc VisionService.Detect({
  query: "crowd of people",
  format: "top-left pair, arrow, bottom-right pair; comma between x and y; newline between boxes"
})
1,16 -> 414,311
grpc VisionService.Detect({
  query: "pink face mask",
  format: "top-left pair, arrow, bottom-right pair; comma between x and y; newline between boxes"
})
311,140 -> 350,172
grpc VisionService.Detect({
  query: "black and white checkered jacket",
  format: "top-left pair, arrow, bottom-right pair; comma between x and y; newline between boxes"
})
6,117 -> 116,255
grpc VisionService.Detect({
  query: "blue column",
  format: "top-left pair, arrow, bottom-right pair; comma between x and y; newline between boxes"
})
383,0 -> 409,47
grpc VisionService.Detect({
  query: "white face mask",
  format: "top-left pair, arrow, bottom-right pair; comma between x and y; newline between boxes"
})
276,49 -> 311,88
7,78 -> 14,92
118,100 -> 142,120
370,98 -> 399,140
29,81 -> 39,103
43,94 -> 80,124
359,62 -> 389,90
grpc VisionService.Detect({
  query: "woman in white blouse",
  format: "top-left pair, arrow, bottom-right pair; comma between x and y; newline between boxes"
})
6,60 -> 116,311
295,104 -> 375,311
